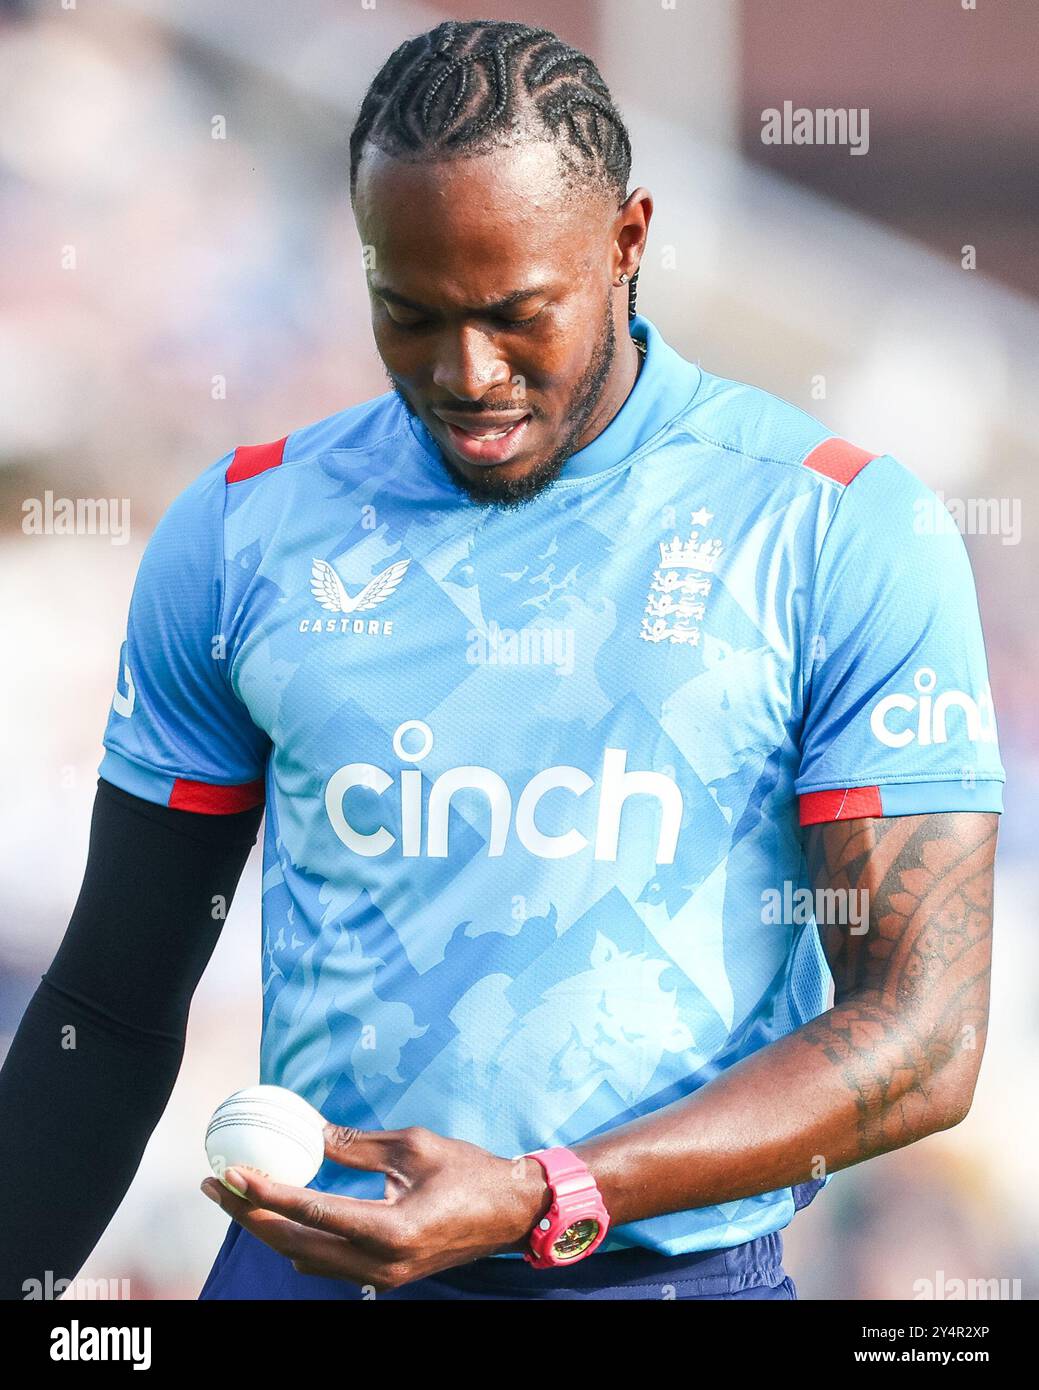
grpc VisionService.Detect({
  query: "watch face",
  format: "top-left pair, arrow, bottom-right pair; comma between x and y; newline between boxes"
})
552,1218 -> 601,1261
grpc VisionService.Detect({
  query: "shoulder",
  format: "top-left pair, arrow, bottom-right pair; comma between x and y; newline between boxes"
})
223,391 -> 408,488
674,368 -> 966,571
151,391 -> 409,537
681,367 -> 884,490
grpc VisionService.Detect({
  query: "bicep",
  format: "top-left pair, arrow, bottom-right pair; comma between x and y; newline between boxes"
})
802,812 -> 997,1018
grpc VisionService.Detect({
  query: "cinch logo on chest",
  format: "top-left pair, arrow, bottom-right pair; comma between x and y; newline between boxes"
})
299,557 -> 410,636
324,721 -> 683,864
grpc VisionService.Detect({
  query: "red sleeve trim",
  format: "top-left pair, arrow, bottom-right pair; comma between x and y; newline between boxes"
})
802,437 -> 877,485
226,436 -> 288,484
168,777 -> 265,814
799,786 -> 882,826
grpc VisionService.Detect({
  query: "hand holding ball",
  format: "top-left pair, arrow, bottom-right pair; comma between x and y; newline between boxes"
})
205,1085 -> 327,1196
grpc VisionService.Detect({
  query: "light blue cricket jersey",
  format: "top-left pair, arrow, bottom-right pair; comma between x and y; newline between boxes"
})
99,314 -> 1004,1257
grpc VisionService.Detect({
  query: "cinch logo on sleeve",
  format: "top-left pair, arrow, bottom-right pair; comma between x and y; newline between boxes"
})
112,642 -> 135,717
869,668 -> 998,748
324,721 -> 683,864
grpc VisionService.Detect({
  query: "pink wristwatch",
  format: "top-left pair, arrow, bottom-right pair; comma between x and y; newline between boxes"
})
521,1146 -> 610,1268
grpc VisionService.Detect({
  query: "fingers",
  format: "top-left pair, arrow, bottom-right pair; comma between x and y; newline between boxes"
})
199,1125 -> 443,1287
201,1180 -> 380,1284
202,1169 -> 392,1246
322,1123 -> 414,1173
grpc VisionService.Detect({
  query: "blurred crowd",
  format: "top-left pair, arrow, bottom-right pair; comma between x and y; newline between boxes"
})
1,0 -> 1035,1300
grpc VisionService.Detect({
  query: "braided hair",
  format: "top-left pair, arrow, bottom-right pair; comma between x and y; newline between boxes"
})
350,19 -> 640,320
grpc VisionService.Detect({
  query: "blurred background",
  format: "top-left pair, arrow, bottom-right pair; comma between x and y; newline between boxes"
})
1,0 -> 1035,1300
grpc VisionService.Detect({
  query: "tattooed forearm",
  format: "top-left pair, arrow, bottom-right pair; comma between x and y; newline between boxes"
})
571,811 -> 998,1227
801,812 -> 996,1159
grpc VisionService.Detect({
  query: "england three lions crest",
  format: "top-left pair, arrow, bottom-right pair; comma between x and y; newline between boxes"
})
640,508 -> 722,648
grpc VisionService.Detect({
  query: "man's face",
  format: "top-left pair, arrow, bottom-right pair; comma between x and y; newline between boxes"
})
353,142 -> 627,507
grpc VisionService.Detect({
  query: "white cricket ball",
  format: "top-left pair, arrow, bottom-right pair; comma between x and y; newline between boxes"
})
205,1084 -> 327,1196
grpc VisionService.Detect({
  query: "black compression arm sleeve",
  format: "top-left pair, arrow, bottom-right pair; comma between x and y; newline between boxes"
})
0,777 -> 263,1300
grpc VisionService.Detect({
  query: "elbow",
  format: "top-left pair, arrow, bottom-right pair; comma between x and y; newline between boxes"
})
924,1014 -> 989,1133
931,1068 -> 980,1132
934,1093 -> 972,1132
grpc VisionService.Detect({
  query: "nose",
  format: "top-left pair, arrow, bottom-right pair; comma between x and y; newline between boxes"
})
432,324 -> 512,400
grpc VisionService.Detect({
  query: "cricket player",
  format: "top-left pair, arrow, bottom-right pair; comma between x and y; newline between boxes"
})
0,20 -> 1004,1301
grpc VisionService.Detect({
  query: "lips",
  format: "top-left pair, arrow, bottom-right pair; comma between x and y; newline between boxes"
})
433,412 -> 532,465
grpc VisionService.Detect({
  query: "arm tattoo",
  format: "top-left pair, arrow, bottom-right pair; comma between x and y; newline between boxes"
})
801,811 -> 996,1160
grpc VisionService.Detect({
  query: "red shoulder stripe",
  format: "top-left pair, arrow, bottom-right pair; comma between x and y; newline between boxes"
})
802,437 -> 877,485
226,436 -> 288,484
799,786 -> 883,826
169,777 -> 265,814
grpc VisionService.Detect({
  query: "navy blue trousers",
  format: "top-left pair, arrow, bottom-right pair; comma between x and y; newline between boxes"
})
199,1221 -> 796,1301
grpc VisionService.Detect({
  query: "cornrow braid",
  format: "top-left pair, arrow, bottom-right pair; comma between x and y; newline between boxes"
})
349,19 -> 639,318
627,267 -> 639,322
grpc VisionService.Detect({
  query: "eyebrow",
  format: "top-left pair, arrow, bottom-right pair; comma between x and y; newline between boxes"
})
369,281 -> 549,315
